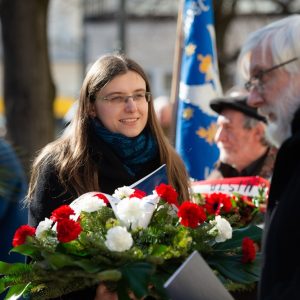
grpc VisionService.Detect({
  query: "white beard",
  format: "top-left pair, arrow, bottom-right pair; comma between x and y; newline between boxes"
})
265,120 -> 291,148
259,87 -> 300,148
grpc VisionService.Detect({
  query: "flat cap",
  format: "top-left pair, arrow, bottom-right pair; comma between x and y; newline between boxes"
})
210,87 -> 266,123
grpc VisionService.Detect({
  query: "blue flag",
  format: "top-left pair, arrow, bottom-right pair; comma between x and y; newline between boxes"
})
175,0 -> 222,180
130,164 -> 167,195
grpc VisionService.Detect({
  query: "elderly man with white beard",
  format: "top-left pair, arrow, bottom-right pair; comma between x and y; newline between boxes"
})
237,15 -> 300,300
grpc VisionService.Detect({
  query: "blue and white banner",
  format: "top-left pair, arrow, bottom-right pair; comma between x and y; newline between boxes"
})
175,0 -> 222,180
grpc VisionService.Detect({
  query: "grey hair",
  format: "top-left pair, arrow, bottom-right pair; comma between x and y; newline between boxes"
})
238,14 -> 300,79
243,116 -> 259,130
243,116 -> 269,146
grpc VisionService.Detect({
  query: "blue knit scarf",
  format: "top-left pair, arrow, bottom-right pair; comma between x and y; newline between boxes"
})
91,118 -> 158,176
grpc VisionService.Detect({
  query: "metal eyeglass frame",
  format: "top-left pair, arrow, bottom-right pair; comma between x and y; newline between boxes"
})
244,57 -> 299,92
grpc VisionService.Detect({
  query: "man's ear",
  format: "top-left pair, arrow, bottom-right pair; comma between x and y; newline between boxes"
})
254,122 -> 265,140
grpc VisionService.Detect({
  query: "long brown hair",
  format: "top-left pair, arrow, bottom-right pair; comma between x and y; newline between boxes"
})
26,54 -> 190,203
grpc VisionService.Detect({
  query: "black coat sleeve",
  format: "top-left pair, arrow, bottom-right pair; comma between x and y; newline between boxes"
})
27,163 -> 97,299
28,163 -> 74,228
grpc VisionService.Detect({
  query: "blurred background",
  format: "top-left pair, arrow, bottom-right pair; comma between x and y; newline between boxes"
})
0,0 -> 299,176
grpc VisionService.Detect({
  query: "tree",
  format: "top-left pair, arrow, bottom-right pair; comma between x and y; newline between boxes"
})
0,0 -> 55,176
213,0 -> 300,89
213,0 -> 239,88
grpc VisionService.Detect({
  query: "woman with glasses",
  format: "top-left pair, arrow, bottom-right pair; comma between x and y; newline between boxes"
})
25,53 -> 190,300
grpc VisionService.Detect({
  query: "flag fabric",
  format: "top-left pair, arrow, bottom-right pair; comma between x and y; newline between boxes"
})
130,164 -> 167,194
175,0 -> 222,180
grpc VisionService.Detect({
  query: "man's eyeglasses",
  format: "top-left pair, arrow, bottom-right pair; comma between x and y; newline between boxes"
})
99,92 -> 151,104
244,57 -> 299,92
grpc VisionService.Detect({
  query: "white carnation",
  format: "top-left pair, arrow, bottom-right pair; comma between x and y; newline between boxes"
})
70,192 -> 107,220
209,215 -> 232,243
115,197 -> 144,229
105,226 -> 133,252
36,218 -> 53,238
112,186 -> 135,199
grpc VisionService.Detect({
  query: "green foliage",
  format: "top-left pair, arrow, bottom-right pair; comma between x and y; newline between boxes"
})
207,253 -> 261,284
81,207 -> 115,232
252,186 -> 268,207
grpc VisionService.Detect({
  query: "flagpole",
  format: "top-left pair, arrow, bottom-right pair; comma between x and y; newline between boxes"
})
170,0 -> 184,145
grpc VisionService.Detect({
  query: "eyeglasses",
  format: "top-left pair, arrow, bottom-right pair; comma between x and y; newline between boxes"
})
99,92 -> 151,104
244,57 -> 298,93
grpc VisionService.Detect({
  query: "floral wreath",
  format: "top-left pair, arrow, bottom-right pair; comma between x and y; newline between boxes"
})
0,183 -> 262,300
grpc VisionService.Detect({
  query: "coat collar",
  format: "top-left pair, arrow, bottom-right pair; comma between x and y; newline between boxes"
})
291,106 -> 300,134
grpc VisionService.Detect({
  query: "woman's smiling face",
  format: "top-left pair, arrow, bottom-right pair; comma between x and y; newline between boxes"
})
90,71 -> 149,137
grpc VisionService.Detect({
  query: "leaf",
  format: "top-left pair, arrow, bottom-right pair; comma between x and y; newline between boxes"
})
73,259 -> 102,273
149,271 -> 170,299
41,252 -> 101,272
120,262 -> 155,298
207,253 -> 262,284
10,244 -> 42,259
0,279 -> 6,294
0,261 -> 30,275
57,240 -> 88,257
4,282 -> 31,300
232,225 -> 262,242
150,244 -> 168,256
97,269 -> 122,282
213,225 -> 262,251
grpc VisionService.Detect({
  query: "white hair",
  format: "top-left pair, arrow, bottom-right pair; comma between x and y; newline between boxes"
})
238,14 -> 300,79
237,15 -> 300,147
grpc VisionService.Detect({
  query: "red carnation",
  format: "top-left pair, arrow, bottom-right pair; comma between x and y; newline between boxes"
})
240,195 -> 255,208
220,194 -> 232,212
155,183 -> 179,206
204,193 -> 232,216
130,189 -> 146,199
50,205 -> 75,222
93,193 -> 109,205
178,201 -> 207,228
242,237 -> 256,263
12,225 -> 36,247
56,219 -> 82,243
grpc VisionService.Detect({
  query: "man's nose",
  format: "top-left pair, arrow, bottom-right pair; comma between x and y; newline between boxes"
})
247,90 -> 264,108
215,127 -> 225,143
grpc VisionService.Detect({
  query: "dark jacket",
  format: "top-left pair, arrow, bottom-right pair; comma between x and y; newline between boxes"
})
258,108 -> 300,300
0,139 -> 27,300
28,129 -> 160,299
207,145 -> 277,300
0,139 -> 27,263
